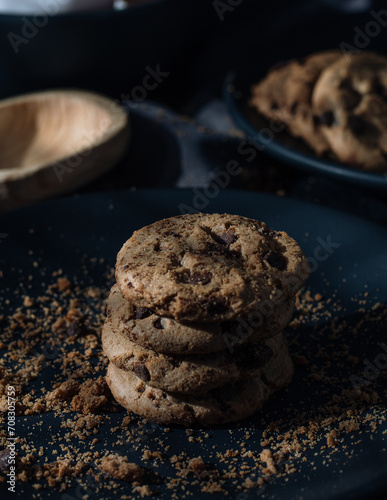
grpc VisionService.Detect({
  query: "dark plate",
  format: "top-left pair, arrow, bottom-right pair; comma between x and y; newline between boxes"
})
1,188 -> 387,499
223,70 -> 387,193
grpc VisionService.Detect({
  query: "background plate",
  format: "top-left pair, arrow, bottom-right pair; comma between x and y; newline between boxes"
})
1,188 -> 387,499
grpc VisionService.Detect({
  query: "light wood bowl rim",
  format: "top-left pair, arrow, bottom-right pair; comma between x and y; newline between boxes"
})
0,88 -> 129,182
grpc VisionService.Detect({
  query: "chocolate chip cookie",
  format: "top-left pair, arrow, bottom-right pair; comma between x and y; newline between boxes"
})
250,51 -> 342,155
107,284 -> 296,354
115,214 -> 310,323
312,52 -> 387,171
102,315 -> 285,394
106,341 -> 293,426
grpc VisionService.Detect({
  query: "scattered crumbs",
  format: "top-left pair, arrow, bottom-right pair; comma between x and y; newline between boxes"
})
98,454 -> 144,482
0,262 -> 386,497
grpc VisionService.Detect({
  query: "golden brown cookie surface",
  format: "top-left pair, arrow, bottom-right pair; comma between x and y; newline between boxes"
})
250,51 -> 342,155
115,214 -> 310,323
312,52 -> 387,171
106,341 -> 293,426
102,316 -> 285,394
107,284 -> 296,354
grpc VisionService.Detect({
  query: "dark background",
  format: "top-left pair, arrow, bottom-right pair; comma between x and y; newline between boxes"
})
0,0 -> 386,224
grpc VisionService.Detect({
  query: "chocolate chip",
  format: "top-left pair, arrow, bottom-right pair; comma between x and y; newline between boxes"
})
123,264 -> 130,270
376,84 -> 387,99
153,318 -> 164,330
271,102 -> 278,111
135,307 -> 152,320
219,233 -> 238,246
189,271 -> 212,285
170,255 -> 181,267
348,115 -> 366,135
197,469 -> 220,481
67,322 -> 84,337
199,227 -> 239,259
205,242 -> 227,255
290,102 -> 298,114
197,470 -> 210,480
260,228 -> 277,239
205,242 -> 240,260
235,343 -> 273,369
0,450 -> 10,473
319,111 -> 335,126
338,78 -> 350,90
263,250 -> 287,270
133,364 -> 150,382
202,297 -> 228,316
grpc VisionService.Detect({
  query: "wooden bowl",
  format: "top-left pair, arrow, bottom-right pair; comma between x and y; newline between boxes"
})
0,89 -> 129,212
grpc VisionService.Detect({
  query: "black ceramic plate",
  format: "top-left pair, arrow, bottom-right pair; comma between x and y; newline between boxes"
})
1,189 -> 387,500
224,71 -> 387,193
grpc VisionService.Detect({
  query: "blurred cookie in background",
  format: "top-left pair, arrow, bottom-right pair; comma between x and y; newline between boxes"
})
250,50 -> 387,173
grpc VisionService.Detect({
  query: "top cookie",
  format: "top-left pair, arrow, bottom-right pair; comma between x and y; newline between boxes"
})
312,52 -> 387,171
115,213 -> 310,322
250,51 -> 342,155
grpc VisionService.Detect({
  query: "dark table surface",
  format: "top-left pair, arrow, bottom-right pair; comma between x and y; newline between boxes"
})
0,0 -> 386,225
1,2 -> 387,499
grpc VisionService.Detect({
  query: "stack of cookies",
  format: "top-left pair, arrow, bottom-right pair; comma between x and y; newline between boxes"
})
250,50 -> 387,172
104,214 -> 310,426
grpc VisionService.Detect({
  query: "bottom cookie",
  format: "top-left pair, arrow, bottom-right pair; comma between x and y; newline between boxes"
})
106,343 -> 293,426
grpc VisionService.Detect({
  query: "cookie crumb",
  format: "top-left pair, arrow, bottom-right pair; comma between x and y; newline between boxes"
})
99,454 -> 144,482
57,277 -> 71,291
71,378 -> 110,414
133,485 -> 152,497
